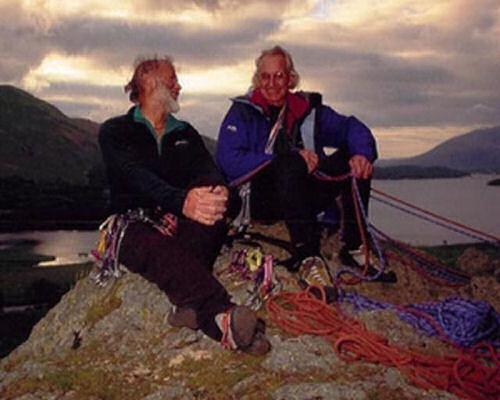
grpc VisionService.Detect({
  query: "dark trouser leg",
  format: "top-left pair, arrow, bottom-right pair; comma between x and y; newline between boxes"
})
119,220 -> 232,341
316,148 -> 372,249
250,153 -> 321,258
341,177 -> 371,249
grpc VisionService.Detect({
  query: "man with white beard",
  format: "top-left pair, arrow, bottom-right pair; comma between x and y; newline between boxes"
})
98,56 -> 270,355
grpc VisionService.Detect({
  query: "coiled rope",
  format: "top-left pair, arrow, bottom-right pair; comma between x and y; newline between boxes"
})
339,291 -> 500,349
266,286 -> 500,400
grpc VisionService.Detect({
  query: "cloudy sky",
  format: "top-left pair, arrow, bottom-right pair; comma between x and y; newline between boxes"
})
2,0 -> 499,158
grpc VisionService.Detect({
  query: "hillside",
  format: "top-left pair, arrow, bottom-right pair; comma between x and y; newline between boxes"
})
1,227 -> 499,399
377,126 -> 500,173
0,85 -> 101,185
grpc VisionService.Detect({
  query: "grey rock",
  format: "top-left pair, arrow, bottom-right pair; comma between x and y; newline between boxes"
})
273,382 -> 374,400
13,393 -> 57,400
142,384 -> 193,400
264,335 -> 344,373
2,233 -> 473,400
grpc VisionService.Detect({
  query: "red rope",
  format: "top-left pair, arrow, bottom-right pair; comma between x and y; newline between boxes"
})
385,250 -> 467,288
266,287 -> 500,400
335,178 -> 376,285
371,187 -> 500,243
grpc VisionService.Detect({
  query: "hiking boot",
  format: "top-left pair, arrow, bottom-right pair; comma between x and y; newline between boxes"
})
339,245 -> 397,283
167,306 -> 199,330
297,256 -> 337,303
298,256 -> 334,287
216,305 -> 271,356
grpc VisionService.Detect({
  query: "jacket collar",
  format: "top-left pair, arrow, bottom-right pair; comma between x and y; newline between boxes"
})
237,90 -> 309,136
247,90 -> 309,120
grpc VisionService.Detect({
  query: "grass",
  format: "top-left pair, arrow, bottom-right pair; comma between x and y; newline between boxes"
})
419,242 -> 499,268
84,280 -> 123,328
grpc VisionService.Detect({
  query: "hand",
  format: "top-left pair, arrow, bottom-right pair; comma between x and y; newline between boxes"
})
299,149 -> 319,174
182,186 -> 228,225
349,155 -> 373,179
210,185 -> 229,198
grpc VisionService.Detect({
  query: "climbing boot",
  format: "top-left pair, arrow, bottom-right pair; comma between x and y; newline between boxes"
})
216,305 -> 271,356
339,245 -> 397,283
167,306 -> 199,330
297,256 -> 337,303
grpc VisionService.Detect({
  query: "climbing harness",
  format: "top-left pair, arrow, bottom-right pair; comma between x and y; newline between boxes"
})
91,208 -> 177,286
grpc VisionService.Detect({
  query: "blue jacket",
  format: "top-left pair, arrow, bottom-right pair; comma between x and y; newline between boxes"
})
216,90 -> 377,184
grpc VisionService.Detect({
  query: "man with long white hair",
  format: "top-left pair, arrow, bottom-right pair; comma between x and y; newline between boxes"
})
98,56 -> 270,355
216,46 -> 396,284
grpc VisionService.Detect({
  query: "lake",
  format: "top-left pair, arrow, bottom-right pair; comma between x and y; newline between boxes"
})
0,230 -> 98,267
370,174 -> 499,246
0,175 -> 498,266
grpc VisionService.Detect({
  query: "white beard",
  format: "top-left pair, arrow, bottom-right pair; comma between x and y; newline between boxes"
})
154,84 -> 180,114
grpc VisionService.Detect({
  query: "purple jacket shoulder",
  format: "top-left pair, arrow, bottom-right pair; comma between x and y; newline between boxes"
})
215,93 -> 377,184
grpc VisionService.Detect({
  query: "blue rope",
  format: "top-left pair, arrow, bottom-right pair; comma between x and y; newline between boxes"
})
372,195 -> 500,247
371,225 -> 470,284
339,291 -> 500,349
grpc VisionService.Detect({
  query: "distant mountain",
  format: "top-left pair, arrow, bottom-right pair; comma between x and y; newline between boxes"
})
0,85 -> 101,186
373,165 -> 469,180
377,126 -> 500,174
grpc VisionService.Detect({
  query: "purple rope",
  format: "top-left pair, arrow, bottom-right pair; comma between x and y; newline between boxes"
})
339,290 -> 500,348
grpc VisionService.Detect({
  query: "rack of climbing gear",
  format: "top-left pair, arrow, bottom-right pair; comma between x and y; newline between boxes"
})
226,245 -> 282,310
91,208 -> 177,286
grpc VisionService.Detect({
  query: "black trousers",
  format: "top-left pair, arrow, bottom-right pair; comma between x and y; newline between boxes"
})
118,171 -> 235,342
250,149 -> 371,258
119,217 -> 232,341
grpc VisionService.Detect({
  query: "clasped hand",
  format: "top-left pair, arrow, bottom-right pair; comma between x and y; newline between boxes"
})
349,155 -> 373,179
182,185 -> 228,225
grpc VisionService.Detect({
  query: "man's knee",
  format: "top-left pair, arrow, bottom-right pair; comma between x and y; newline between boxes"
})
272,152 -> 308,177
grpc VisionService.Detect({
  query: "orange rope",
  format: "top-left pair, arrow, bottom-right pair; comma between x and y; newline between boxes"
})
266,287 -> 500,400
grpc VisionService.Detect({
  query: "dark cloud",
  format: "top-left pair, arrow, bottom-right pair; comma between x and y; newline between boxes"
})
280,41 -> 500,129
0,2 -> 51,81
1,0 -> 499,142
47,15 -> 280,69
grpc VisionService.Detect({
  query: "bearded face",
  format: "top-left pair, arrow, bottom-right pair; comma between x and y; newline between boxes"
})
153,81 -> 180,114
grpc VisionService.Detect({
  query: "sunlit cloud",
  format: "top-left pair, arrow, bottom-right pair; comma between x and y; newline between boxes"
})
1,0 -> 499,156
21,53 -> 128,91
374,125 -> 478,158
180,62 -> 253,95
